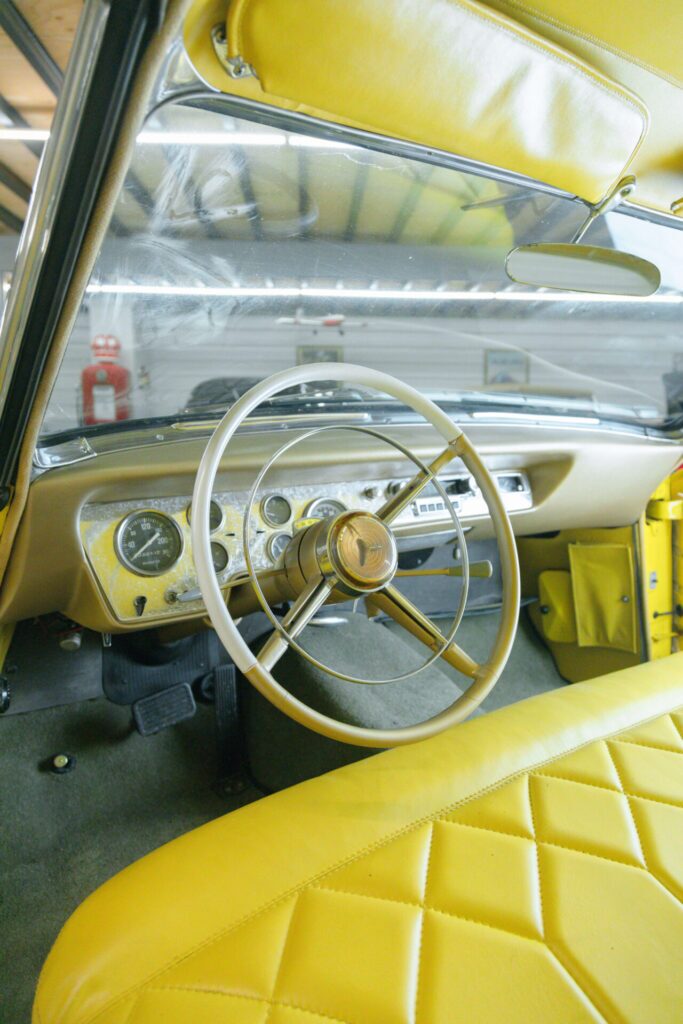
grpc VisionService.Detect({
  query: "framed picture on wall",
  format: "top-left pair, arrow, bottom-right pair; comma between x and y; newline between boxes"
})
297,345 -> 344,365
484,348 -> 529,385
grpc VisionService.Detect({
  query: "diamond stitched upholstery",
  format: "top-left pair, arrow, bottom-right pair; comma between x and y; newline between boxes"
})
34,658 -> 683,1024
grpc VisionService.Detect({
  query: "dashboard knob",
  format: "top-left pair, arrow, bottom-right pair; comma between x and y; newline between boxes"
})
387,480 -> 407,496
363,485 -> 380,500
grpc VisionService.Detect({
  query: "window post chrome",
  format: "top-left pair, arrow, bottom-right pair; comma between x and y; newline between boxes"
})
0,0 -> 111,419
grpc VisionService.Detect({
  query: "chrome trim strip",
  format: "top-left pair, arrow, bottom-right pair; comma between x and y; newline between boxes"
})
166,90 -> 578,202
620,199 -> 683,232
159,91 -> 683,232
0,0 -> 111,419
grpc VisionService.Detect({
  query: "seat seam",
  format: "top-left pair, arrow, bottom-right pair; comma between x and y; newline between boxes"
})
122,992 -> 142,1024
605,742 -> 649,865
263,893 -> 300,1024
79,698 -> 683,1024
543,936 -> 624,1024
534,841 -> 618,1024
438,816 -> 644,870
602,742 -> 683,905
312,883 -> 545,943
145,986 -> 352,1024
441,817 -> 534,841
412,820 -> 434,1024
533,770 -> 683,810
670,714 -> 683,740
609,736 -> 683,756
527,775 -> 545,937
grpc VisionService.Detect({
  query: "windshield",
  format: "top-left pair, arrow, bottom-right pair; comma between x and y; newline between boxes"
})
39,96 -> 683,444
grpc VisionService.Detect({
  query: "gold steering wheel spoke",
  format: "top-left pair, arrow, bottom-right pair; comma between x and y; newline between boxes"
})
396,561 -> 493,580
256,573 -> 336,671
372,583 -> 480,680
375,440 -> 463,525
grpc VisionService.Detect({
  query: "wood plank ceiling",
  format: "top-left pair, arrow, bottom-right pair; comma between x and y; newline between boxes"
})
0,1 -> 82,235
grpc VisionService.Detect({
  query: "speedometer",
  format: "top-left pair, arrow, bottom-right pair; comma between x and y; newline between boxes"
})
115,510 -> 184,577
305,497 -> 346,520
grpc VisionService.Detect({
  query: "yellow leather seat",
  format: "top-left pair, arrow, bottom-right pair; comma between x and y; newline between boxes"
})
35,656 -> 683,1024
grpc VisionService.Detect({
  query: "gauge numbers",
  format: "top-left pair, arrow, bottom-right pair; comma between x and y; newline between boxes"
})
305,497 -> 346,520
186,499 -> 223,532
115,511 -> 184,577
261,494 -> 292,527
211,541 -> 230,575
267,532 -> 292,564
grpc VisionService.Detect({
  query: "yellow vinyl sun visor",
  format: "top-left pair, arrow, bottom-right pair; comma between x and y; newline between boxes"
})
216,0 -> 649,203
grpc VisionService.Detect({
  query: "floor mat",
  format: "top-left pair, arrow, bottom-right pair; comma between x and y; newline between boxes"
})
0,700 -> 259,1024
0,609 -> 562,1022
243,609 -> 563,790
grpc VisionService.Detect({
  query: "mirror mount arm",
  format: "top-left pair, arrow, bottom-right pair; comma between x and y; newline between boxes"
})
570,175 -> 636,244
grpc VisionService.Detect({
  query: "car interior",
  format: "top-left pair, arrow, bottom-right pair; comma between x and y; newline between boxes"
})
0,1 -> 682,1022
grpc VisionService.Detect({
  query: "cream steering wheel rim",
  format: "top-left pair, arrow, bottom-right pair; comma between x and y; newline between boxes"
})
192,364 -> 520,748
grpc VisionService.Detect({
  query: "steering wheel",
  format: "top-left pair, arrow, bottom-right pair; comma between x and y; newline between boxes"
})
192,364 -> 520,747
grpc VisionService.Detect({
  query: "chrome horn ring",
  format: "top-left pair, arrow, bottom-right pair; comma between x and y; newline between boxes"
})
242,423 -> 471,684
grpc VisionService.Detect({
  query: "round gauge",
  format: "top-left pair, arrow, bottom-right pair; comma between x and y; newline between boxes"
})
210,541 -> 230,575
267,532 -> 292,564
305,497 -> 347,520
115,510 -> 184,577
261,494 -> 292,527
186,499 -> 223,532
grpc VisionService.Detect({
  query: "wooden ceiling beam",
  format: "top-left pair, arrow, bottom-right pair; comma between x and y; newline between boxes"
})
0,162 -> 31,204
0,1 -> 63,98
0,94 -> 43,158
0,204 -> 24,233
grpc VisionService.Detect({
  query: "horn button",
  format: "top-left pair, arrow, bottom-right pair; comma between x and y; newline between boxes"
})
321,511 -> 398,592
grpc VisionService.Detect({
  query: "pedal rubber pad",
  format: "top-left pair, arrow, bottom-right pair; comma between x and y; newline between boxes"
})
132,682 -> 196,736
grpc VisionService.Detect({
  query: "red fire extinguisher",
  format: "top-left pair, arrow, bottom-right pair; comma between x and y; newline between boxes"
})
81,335 -> 131,425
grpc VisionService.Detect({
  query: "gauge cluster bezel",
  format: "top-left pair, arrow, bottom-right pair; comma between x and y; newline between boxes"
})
81,468 -> 532,625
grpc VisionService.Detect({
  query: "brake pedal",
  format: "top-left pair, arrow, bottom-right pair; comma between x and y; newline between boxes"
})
132,683 -> 196,736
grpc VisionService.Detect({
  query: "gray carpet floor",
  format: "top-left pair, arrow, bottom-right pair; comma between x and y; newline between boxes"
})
0,610 -> 562,1023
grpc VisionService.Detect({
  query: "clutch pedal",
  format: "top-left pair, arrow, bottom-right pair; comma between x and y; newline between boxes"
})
132,682 -> 196,736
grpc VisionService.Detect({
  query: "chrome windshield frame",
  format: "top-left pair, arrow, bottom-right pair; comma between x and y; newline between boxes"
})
0,0 -> 110,418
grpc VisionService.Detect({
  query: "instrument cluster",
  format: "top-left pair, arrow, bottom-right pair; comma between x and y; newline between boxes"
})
80,469 -> 531,624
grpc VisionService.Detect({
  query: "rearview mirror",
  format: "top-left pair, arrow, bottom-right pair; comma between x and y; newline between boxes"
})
505,243 -> 661,296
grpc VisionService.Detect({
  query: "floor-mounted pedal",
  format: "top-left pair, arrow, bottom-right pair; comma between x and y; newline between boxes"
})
132,682 -> 196,736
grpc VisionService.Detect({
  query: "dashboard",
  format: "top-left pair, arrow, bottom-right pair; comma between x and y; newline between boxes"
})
79,469 -> 532,624
0,418 -> 679,633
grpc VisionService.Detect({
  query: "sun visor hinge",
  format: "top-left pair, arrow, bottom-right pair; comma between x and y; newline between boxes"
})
211,22 -> 257,79
571,175 -> 636,244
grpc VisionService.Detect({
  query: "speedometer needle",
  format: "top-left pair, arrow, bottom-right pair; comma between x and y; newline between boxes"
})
132,531 -> 160,562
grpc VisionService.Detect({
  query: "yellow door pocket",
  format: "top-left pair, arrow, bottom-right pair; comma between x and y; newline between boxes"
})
538,570 -> 577,643
568,543 -> 638,653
